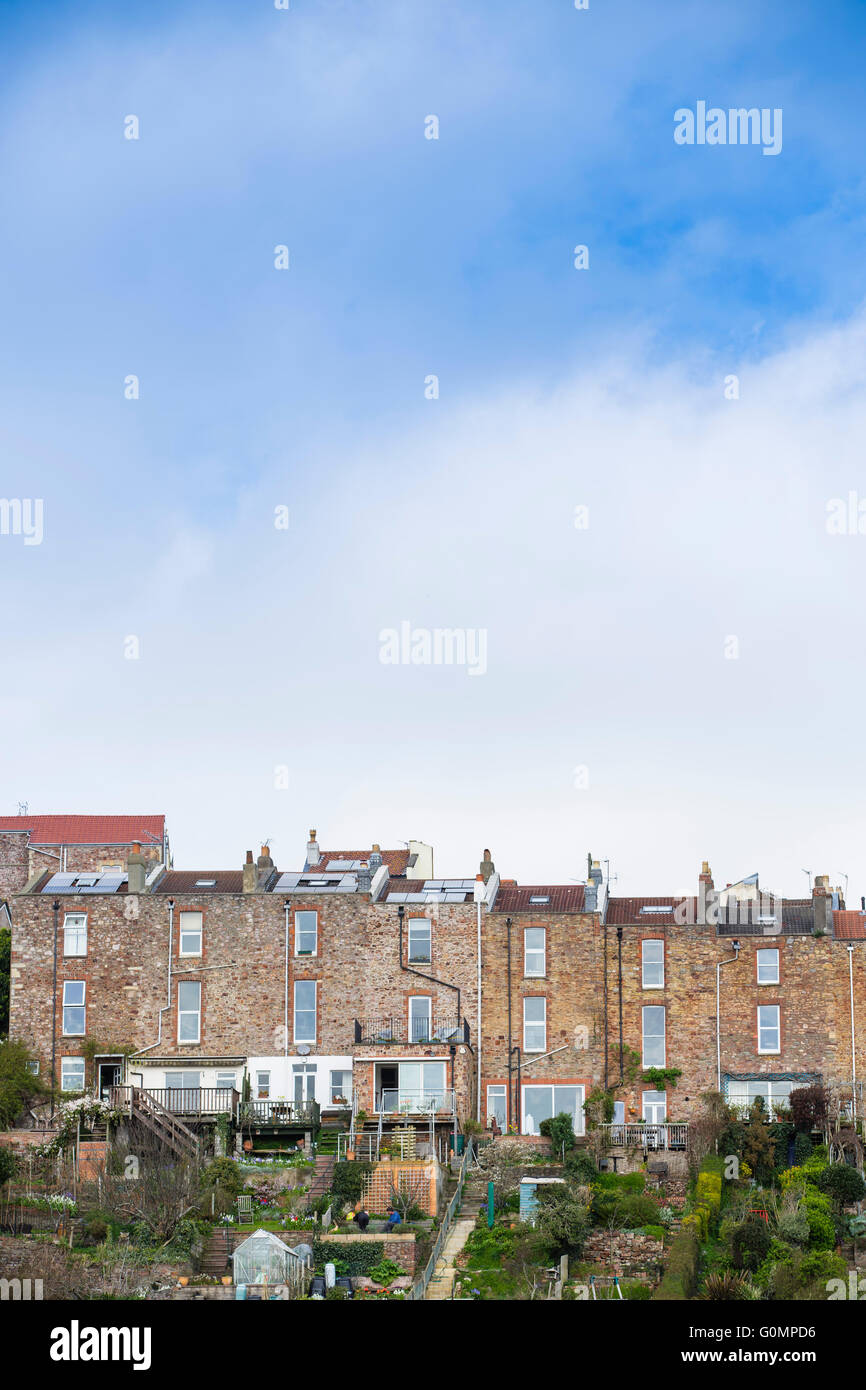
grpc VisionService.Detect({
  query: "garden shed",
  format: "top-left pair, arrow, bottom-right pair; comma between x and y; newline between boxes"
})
232,1229 -> 305,1286
519,1176 -> 565,1226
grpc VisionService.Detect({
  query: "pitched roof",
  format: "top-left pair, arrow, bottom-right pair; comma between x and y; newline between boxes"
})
0,814 -> 165,846
493,884 -> 587,914
605,896 -> 692,925
833,909 -> 866,940
312,848 -> 411,876
154,871 -> 243,895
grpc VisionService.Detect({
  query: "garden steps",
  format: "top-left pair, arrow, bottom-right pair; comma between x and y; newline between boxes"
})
425,1178 -> 486,1300
199,1229 -> 232,1276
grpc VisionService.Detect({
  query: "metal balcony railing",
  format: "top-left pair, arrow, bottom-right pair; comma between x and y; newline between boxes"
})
599,1122 -> 688,1150
375,1089 -> 456,1116
354,1016 -> 468,1044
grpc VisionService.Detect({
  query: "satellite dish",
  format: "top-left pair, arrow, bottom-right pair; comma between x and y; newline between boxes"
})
297,1044 -> 311,1056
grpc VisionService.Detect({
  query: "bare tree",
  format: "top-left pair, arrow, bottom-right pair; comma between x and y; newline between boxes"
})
81,1129 -> 201,1244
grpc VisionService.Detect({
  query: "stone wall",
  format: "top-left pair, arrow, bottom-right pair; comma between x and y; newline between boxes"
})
582,1228 -> 665,1277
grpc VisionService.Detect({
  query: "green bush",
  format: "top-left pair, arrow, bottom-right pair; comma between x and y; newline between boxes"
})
801,1189 -> 835,1250
330,1160 -> 374,1206
592,1191 -> 659,1228
653,1227 -> 699,1300
730,1217 -> 771,1272
776,1209 -> 810,1246
313,1239 -> 384,1276
0,1146 -> 16,1187
793,1132 -> 813,1165
563,1150 -> 599,1185
201,1157 -> 243,1198
538,1112 -> 576,1155
593,1170 -> 646,1193
0,1040 -> 45,1129
367,1258 -> 403,1286
769,1247 -> 846,1300
640,1224 -> 665,1242
816,1163 -> 866,1206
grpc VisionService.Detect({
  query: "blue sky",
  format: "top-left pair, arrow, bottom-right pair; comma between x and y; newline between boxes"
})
3,0 -> 866,893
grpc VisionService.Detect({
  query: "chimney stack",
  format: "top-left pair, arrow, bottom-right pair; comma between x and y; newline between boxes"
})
306,829 -> 320,867
357,860 -> 372,893
480,849 -> 495,884
257,844 -> 274,870
812,874 -> 832,934
584,858 -> 603,911
369,844 -> 383,874
699,860 -> 714,889
127,841 -> 147,895
243,849 -> 257,894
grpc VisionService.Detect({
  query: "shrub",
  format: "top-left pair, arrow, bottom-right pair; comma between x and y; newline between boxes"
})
201,1157 -> 243,1198
640,1225 -> 665,1242
653,1226 -> 699,1300
801,1189 -> 835,1250
769,1247 -> 846,1300
538,1112 -> 576,1155
776,1209 -> 810,1246
313,1240 -> 384,1276
793,1132 -> 813,1166
699,1271 -> 753,1300
0,1040 -> 46,1129
730,1217 -> 772,1272
533,1185 -> 590,1252
330,1160 -> 374,1206
84,1215 -> 109,1243
367,1258 -> 403,1286
592,1192 -> 659,1228
789,1085 -> 829,1133
0,1146 -> 16,1187
564,1150 -> 599,1185
816,1163 -> 866,1206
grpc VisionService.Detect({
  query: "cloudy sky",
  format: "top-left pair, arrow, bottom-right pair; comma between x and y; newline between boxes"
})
3,0 -> 866,894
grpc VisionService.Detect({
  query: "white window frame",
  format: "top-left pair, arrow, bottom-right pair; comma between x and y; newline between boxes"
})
523,996 -> 547,1053
641,1005 -> 666,1067
61,1056 -> 85,1092
641,938 -> 664,988
756,948 -> 779,985
486,1084 -> 507,1128
642,1089 -> 667,1124
255,1070 -> 271,1100
758,1004 -> 780,1054
294,910 -> 318,957
294,980 -> 317,1043
521,1083 -> 586,1137
329,1069 -> 352,1106
63,913 -> 88,958
216,1071 -> 237,1091
62,980 -> 86,1036
407,917 -> 432,964
524,927 -> 546,977
409,995 -> 433,1041
179,910 -> 203,957
177,980 -> 201,1044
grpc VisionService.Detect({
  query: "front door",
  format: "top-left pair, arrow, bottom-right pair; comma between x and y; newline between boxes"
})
98,1062 -> 121,1100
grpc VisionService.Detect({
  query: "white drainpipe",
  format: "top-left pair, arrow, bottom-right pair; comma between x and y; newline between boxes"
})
133,899 -> 174,1060
284,900 -> 290,1059
848,945 -> 857,1119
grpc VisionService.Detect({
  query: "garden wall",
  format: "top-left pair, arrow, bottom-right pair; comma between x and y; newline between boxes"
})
583,1229 -> 664,1279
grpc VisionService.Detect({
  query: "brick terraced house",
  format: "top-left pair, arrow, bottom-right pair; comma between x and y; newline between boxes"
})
6,823 -> 866,1158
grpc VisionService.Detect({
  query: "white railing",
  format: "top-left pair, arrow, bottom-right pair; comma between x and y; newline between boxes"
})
599,1122 -> 688,1150
375,1089 -> 456,1116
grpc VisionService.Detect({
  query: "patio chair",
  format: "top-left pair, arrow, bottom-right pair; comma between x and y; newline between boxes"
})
237,1194 -> 253,1220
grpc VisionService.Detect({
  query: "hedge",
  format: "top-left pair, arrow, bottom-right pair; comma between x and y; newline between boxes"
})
312,1240 -> 385,1276
652,1227 -> 700,1300
682,1155 -> 723,1241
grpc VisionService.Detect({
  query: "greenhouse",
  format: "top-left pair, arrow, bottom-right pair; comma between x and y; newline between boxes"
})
231,1229 -> 306,1286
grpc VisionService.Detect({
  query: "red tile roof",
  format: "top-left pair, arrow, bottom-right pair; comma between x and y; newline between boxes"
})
493,885 -> 587,914
833,910 -> 866,940
0,814 -> 165,846
605,897 -> 695,925
154,871 -> 243,895
314,849 -> 410,876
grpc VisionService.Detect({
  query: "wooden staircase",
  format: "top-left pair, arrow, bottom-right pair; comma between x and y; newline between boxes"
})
114,1086 -> 200,1162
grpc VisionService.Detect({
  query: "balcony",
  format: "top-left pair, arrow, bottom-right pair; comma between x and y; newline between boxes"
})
112,1085 -> 238,1118
374,1088 -> 456,1116
354,1016 -> 469,1045
238,1099 -> 320,1128
598,1122 -> 688,1151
